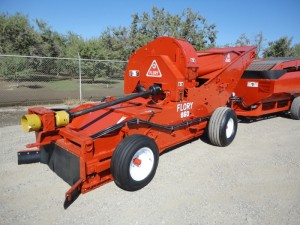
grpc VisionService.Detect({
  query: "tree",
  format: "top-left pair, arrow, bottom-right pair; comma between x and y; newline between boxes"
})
80,38 -> 109,82
1,9 -> 217,62
235,33 -> 251,46
292,43 -> 300,56
263,36 -> 293,57
0,56 -> 31,82
0,13 -> 68,58
99,27 -> 129,79
34,19 -> 66,57
0,13 -> 37,55
180,8 -> 217,49
101,26 -> 131,60
61,32 -> 85,77
31,20 -> 67,75
233,32 -> 266,58
64,32 -> 85,57
253,32 -> 265,58
127,7 -> 217,51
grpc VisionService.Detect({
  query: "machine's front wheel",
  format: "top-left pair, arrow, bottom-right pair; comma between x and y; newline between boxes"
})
208,107 -> 238,147
111,134 -> 159,191
290,97 -> 300,120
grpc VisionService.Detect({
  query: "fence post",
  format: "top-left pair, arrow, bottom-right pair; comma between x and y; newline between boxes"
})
78,52 -> 82,101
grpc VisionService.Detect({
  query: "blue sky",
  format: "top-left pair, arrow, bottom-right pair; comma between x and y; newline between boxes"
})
1,0 -> 300,47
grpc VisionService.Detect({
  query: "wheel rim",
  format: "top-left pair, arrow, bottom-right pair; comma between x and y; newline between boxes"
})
130,147 -> 154,181
226,118 -> 234,138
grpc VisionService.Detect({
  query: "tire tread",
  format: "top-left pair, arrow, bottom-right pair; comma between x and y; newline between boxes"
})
208,107 -> 237,147
111,134 -> 159,191
291,97 -> 300,120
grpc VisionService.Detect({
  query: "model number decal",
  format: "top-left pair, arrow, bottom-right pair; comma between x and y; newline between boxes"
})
177,102 -> 193,118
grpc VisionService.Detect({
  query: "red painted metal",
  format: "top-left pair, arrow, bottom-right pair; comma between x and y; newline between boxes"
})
19,37 -> 256,206
231,58 -> 300,118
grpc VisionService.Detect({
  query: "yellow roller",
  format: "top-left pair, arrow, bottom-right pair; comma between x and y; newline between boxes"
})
21,114 -> 42,132
55,111 -> 70,127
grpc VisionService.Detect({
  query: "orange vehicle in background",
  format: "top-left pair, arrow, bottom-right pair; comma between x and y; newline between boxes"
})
231,58 -> 300,120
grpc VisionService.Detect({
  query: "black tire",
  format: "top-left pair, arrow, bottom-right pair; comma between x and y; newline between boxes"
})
290,97 -> 300,120
208,107 -> 238,147
111,134 -> 159,191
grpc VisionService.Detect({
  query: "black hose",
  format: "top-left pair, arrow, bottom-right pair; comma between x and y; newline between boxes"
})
90,116 -> 210,139
70,85 -> 161,119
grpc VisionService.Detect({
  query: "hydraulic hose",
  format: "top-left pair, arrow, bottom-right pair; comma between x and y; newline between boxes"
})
70,85 -> 161,119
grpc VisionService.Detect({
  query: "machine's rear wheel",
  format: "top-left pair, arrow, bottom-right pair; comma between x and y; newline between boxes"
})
208,107 -> 238,147
111,134 -> 159,191
290,97 -> 300,120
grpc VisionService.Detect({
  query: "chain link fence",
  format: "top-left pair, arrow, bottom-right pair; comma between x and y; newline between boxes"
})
0,55 -> 127,106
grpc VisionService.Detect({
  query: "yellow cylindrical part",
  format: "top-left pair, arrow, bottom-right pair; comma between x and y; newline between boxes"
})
21,114 -> 42,132
55,111 -> 70,127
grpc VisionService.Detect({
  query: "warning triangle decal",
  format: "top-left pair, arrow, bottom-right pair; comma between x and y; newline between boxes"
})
225,53 -> 231,63
146,60 -> 162,77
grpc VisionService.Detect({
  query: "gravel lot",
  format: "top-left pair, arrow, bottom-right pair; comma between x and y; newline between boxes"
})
0,108 -> 299,225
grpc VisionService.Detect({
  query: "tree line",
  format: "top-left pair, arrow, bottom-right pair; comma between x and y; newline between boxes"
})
0,8 -> 218,61
0,7 -> 299,82
2,8 -> 299,60
233,33 -> 300,58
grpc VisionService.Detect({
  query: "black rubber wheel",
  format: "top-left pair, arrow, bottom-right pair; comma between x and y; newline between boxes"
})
290,97 -> 300,120
208,107 -> 238,147
111,134 -> 159,191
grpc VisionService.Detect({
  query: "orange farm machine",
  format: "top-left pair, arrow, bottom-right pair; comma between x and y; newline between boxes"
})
231,58 -> 300,119
18,36 -> 299,209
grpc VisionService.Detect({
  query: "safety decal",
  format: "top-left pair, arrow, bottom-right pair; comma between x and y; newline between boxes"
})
129,70 -> 140,77
178,82 -> 184,87
225,53 -> 231,63
146,60 -> 162,77
247,81 -> 259,88
190,58 -> 196,63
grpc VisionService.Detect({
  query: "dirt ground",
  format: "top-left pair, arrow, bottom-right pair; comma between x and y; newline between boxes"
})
0,107 -> 299,225
0,80 -> 124,106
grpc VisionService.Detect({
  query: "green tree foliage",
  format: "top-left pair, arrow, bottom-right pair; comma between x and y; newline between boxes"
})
64,32 -> 85,57
32,20 -> 67,75
2,10 -> 299,83
0,13 -> 37,55
263,36 -> 294,57
0,13 -> 67,57
63,32 -> 85,77
34,19 -> 66,57
1,8 -> 217,61
79,38 -> 111,82
101,27 -> 131,60
128,7 -> 217,51
254,32 -> 265,58
235,33 -> 251,46
292,43 -> 300,56
0,57 -> 31,79
233,32 -> 265,58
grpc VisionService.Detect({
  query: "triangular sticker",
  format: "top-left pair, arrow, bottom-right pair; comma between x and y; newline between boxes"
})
146,60 -> 162,77
225,53 -> 231,63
